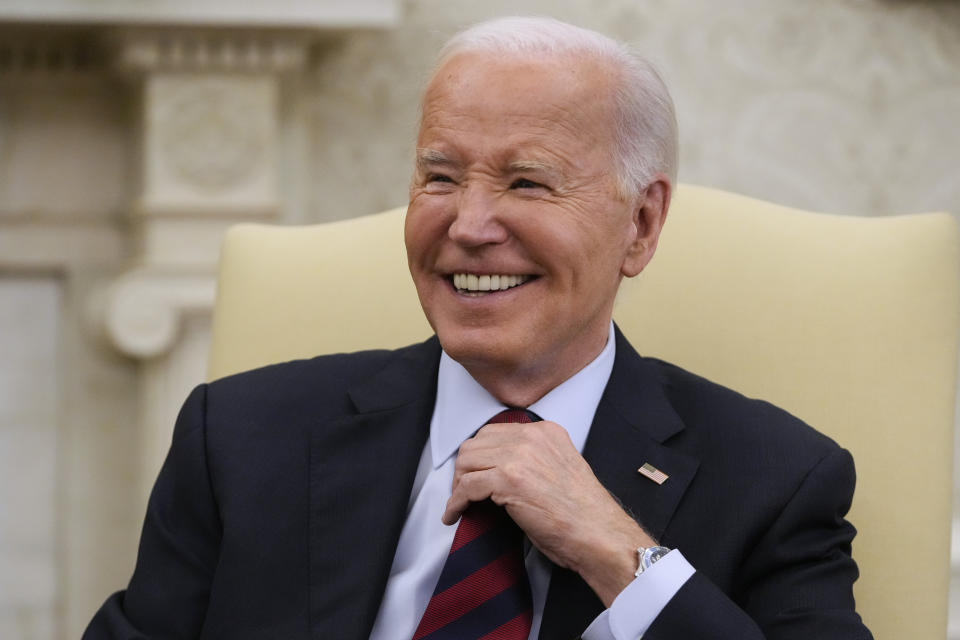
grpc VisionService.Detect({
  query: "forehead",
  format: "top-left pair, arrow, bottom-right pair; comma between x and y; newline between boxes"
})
418,52 -> 618,166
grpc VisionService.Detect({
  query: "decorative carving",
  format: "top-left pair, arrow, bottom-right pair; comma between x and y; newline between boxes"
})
114,32 -> 309,74
102,269 -> 216,359
157,81 -> 267,192
0,33 -> 102,74
0,1 -> 400,30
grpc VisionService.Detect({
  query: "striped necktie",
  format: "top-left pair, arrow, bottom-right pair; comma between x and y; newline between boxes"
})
412,408 -> 537,640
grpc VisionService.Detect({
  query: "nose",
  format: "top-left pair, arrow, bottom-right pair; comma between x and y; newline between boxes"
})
447,185 -> 509,247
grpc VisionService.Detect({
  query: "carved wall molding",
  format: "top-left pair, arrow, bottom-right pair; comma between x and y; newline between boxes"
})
0,0 -> 400,29
141,73 -> 279,211
0,222 -> 125,270
0,31 -> 104,75
101,269 -> 216,359
112,30 -> 310,74
0,5 -> 406,638
158,80 -> 268,192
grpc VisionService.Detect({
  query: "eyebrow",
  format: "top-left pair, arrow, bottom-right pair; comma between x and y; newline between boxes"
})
508,159 -> 564,182
415,149 -> 565,183
415,148 -> 454,172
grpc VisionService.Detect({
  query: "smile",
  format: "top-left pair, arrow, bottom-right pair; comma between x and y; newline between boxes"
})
451,273 -> 533,294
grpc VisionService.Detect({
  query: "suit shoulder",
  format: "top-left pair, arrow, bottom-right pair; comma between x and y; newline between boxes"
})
203,338 -> 438,419
211,345 -> 401,388
646,357 -> 842,461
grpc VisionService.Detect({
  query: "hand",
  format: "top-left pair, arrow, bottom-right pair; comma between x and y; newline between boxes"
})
443,420 -> 657,606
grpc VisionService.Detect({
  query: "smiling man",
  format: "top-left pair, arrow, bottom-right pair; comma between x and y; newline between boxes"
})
86,17 -> 872,640
406,47 -> 661,408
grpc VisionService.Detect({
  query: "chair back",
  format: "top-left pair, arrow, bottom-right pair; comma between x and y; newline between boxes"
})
209,184 -> 960,639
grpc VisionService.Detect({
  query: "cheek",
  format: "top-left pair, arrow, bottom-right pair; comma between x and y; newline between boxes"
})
558,229 -> 631,292
405,203 -> 445,266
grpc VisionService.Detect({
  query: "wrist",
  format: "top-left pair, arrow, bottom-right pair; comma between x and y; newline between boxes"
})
572,516 -> 657,607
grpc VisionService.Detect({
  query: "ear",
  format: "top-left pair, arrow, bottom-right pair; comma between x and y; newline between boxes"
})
621,176 -> 672,278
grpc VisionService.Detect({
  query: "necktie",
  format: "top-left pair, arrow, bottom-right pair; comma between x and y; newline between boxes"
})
412,409 -> 537,640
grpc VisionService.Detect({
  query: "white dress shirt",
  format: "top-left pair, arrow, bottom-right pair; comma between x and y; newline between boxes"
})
369,323 -> 694,640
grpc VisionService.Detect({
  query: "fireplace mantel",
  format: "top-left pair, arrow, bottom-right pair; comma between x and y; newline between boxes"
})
0,6 -> 400,636
0,0 -> 398,28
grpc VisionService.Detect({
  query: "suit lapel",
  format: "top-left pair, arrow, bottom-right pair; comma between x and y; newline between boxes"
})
308,338 -> 441,640
539,328 -> 700,639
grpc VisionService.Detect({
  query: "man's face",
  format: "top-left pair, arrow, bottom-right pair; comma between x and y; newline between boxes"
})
405,52 -> 651,391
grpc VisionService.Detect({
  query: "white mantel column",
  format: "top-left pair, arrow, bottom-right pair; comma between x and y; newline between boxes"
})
101,30 -> 307,508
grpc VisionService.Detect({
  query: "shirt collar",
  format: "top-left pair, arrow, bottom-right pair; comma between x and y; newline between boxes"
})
430,322 -> 617,468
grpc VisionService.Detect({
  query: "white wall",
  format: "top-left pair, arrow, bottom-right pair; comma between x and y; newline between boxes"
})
302,0 -> 960,221
0,280 -> 59,640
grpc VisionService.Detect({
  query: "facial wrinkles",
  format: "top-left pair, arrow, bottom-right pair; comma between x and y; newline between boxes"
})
420,76 -> 614,172
425,115 -> 602,176
413,52 -> 632,263
414,135 -> 607,201
413,137 -> 628,263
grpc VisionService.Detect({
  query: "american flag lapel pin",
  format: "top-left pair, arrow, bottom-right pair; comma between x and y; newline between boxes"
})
638,462 -> 669,485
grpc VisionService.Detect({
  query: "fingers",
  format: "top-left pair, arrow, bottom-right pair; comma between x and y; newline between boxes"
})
450,421 -> 557,493
443,420 -> 578,526
441,423 -> 524,526
451,440 -> 501,485
464,420 -> 572,457
442,467 -> 499,525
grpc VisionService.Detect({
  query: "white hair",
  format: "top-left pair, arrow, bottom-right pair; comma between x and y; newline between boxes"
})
431,16 -> 679,198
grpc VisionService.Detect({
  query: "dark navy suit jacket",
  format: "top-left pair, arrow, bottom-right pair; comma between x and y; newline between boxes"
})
85,328 -> 871,639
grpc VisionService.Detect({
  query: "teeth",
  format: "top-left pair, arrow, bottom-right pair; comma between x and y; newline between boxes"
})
452,273 -> 530,292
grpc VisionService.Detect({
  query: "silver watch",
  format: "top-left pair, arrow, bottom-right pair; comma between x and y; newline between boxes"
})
634,545 -> 671,577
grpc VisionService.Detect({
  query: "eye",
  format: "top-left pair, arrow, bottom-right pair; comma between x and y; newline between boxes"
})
422,173 -> 457,193
510,178 -> 543,190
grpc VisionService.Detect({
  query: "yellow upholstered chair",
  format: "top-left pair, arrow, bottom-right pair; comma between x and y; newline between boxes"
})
208,184 -> 960,639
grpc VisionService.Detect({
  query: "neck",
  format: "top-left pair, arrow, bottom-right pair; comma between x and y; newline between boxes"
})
469,369 -> 561,408
461,327 -> 611,408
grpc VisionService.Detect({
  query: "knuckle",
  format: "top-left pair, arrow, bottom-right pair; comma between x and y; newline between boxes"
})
531,421 -> 556,439
519,426 -> 541,445
542,421 -> 564,437
460,473 -> 482,497
500,461 -> 526,487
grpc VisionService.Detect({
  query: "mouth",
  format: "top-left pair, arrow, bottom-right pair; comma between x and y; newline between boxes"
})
450,273 -> 536,297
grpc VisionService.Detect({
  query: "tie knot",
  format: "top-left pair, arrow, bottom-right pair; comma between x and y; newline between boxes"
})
487,408 -> 540,425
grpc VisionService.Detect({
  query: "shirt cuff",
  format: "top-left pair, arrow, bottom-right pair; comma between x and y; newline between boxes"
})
581,550 -> 695,640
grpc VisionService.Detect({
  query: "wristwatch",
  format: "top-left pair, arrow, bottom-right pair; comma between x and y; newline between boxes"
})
634,545 -> 671,577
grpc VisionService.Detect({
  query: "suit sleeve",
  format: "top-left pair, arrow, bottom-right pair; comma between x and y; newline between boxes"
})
644,448 -> 872,640
83,384 -> 222,639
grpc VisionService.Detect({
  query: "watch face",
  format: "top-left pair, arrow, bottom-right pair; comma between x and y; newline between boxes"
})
645,546 -> 670,565
647,547 -> 670,564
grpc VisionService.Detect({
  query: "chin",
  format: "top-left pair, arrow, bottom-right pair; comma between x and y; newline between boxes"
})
435,325 -> 522,371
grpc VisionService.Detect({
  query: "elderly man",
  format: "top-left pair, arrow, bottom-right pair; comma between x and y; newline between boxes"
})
86,17 -> 871,640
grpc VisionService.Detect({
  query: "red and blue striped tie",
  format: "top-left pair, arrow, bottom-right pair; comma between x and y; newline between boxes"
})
412,409 -> 536,640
